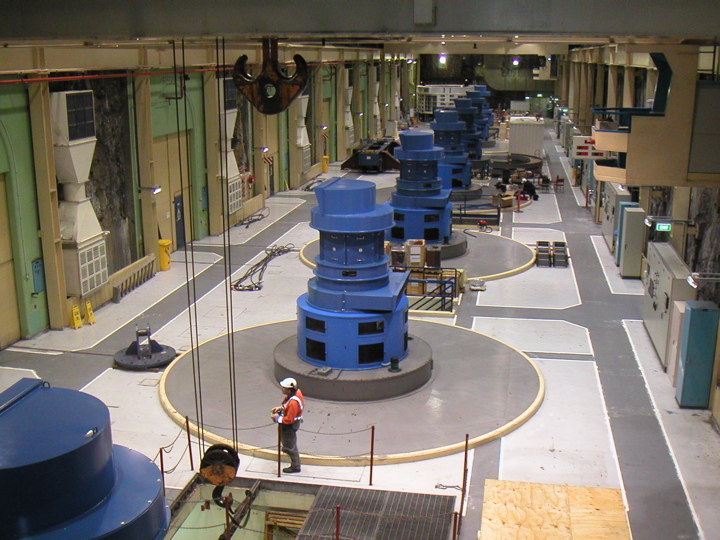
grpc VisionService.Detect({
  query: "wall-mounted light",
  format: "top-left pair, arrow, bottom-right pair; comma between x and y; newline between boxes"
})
687,272 -> 720,288
139,185 -> 162,195
512,57 -> 520,66
438,54 -> 447,65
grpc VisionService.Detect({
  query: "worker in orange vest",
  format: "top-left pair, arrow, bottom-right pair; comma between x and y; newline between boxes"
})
271,377 -> 305,473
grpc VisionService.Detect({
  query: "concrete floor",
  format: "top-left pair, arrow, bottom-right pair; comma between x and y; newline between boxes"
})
2,126 -> 720,540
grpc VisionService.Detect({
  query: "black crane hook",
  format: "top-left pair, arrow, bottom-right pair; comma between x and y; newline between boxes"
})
233,38 -> 308,115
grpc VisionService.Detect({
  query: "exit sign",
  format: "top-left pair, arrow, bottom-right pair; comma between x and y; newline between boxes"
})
655,223 -> 672,232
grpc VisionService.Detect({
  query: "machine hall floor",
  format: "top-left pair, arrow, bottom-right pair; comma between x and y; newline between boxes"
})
2,127 -> 720,540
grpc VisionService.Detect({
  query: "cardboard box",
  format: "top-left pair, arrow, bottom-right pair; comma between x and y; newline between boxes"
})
405,239 -> 426,266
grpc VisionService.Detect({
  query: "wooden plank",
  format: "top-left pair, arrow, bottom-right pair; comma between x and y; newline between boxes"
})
567,486 -> 631,539
481,479 -> 571,539
480,480 -> 630,540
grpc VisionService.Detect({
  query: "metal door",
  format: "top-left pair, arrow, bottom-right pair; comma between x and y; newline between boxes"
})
174,195 -> 185,248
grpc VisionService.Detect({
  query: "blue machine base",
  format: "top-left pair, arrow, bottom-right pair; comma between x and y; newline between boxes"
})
297,293 -> 409,370
29,446 -> 169,540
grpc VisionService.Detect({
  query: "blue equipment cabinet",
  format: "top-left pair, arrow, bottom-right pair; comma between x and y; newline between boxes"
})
676,301 -> 719,408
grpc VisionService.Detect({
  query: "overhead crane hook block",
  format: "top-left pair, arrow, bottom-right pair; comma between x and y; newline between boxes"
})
233,37 -> 308,115
199,443 -> 240,486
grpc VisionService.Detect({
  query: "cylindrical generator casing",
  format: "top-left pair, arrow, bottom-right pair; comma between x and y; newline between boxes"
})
386,130 -> 453,244
297,177 -> 410,370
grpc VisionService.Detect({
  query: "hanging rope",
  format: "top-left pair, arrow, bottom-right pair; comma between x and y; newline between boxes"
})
216,37 -> 241,452
172,39 -> 207,452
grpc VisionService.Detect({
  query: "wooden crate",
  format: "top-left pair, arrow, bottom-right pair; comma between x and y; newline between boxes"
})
404,239 -> 426,266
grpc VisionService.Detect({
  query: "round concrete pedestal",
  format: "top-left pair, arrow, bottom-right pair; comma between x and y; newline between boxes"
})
449,182 -> 484,202
440,231 -> 468,260
274,334 -> 433,401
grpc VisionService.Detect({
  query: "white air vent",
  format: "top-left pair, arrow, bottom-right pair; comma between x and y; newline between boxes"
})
228,175 -> 243,215
301,145 -> 312,173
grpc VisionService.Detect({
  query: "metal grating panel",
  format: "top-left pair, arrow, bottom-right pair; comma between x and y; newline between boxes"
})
298,485 -> 454,540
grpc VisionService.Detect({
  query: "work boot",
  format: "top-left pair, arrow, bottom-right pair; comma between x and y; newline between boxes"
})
283,466 -> 301,474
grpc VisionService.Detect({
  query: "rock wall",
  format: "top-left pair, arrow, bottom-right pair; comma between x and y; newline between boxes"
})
687,187 -> 720,304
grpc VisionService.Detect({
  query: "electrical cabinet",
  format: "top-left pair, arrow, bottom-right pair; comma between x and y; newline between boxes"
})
600,182 -> 631,253
615,201 -> 639,266
618,207 -> 646,278
665,300 -> 687,381
642,242 -> 697,361
676,301 -> 719,408
508,118 -> 545,158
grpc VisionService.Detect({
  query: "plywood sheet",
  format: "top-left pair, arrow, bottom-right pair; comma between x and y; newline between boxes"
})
480,480 -> 630,539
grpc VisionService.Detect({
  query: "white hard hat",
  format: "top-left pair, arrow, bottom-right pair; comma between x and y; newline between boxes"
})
280,377 -> 297,389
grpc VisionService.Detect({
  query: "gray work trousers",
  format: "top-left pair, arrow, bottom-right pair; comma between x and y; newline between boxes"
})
280,420 -> 302,469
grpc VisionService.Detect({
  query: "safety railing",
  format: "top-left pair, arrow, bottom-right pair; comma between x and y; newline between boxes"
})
392,265 -> 458,313
159,421 -> 473,540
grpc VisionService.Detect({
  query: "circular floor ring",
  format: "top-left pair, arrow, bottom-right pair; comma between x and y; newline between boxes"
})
160,320 -> 544,465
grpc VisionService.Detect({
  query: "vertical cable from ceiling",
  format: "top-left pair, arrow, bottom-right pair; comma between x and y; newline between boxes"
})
217,37 -> 240,452
172,38 -> 206,452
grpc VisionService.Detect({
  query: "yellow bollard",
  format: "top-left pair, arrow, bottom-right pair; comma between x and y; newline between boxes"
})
158,239 -> 172,271
322,155 -> 329,173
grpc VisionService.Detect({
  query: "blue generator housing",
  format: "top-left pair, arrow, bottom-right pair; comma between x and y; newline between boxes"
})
453,97 -> 482,157
297,177 -> 410,370
431,109 -> 471,190
0,378 -> 169,540
465,85 -> 494,142
386,130 -> 452,244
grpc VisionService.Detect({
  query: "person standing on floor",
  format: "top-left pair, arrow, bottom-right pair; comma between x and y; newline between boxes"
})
271,377 -> 304,473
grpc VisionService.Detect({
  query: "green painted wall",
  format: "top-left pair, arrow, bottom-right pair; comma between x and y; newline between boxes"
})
150,72 -> 209,239
0,80 -> 49,337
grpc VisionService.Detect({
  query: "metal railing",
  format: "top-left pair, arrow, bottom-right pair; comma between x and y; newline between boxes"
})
393,265 -> 458,312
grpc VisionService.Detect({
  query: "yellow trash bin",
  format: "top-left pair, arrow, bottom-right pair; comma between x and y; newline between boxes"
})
158,239 -> 172,271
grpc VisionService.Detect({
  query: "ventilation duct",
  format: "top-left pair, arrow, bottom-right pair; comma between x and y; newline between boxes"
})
50,90 -> 108,297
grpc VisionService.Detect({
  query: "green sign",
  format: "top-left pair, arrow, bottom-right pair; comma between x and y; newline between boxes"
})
655,222 -> 672,232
